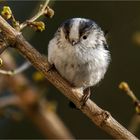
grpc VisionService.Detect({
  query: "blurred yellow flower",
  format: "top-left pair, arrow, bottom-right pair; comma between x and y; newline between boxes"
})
1,6 -> 12,19
29,21 -> 45,32
32,71 -> 45,81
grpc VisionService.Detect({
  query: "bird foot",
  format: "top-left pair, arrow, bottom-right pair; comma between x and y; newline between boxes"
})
47,64 -> 55,72
80,87 -> 91,107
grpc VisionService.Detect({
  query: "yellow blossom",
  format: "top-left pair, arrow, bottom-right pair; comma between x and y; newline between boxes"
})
1,6 -> 12,19
29,21 -> 45,32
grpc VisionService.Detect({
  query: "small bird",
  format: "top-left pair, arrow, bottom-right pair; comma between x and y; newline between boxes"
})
48,18 -> 110,106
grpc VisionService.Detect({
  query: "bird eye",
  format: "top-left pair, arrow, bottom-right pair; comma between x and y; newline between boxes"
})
82,35 -> 87,40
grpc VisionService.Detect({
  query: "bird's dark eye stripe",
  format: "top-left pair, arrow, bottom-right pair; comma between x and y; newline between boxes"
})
62,19 -> 73,38
79,20 -> 94,36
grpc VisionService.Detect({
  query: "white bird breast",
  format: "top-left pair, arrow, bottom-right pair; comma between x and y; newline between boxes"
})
48,36 -> 110,89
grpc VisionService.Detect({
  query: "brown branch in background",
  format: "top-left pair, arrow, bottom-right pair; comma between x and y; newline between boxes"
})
1,52 -> 74,139
128,114 -> 140,134
0,40 -> 30,76
0,16 -> 138,139
0,61 -> 30,75
0,96 -> 20,108
8,75 -> 74,139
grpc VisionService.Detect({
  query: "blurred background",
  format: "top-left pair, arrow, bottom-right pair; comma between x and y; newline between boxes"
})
0,0 -> 140,139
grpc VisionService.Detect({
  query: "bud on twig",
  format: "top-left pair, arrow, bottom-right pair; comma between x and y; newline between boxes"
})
44,6 -> 54,18
1,6 -> 12,20
119,81 -> 140,115
27,21 -> 45,32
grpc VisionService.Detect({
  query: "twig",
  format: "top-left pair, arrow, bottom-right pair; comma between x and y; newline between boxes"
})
0,16 -> 138,139
20,0 -> 50,30
0,61 -> 30,75
119,82 -> 138,102
0,0 -> 50,74
0,0 -> 50,73
1,51 -> 74,139
119,81 -> 140,114
0,0 -> 51,75
128,114 -> 140,134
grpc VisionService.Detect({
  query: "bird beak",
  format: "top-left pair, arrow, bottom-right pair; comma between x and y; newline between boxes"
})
70,39 -> 78,45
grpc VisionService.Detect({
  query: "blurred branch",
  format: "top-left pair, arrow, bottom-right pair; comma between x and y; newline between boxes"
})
0,61 -> 30,75
119,82 -> 138,102
0,16 -> 138,139
128,114 -> 140,134
8,73 -> 74,139
1,51 -> 74,139
0,43 -> 31,75
119,81 -> 140,114
0,96 -> 20,108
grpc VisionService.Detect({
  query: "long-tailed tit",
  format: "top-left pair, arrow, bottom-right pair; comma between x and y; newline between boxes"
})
48,18 -> 110,106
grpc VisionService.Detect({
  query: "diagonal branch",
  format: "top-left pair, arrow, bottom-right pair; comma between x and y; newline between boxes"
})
0,15 -> 138,139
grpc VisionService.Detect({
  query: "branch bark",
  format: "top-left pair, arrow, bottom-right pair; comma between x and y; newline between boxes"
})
0,15 -> 138,139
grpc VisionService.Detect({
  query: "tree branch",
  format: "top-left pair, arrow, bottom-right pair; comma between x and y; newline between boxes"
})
1,51 -> 74,139
0,15 -> 138,139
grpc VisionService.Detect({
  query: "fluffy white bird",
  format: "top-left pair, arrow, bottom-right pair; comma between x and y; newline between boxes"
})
48,18 -> 110,106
